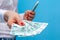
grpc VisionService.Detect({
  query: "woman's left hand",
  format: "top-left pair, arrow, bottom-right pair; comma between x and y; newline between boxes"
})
24,10 -> 35,21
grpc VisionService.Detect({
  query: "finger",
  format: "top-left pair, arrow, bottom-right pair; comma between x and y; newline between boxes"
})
24,14 -> 34,21
28,13 -> 35,18
24,13 -> 28,20
30,12 -> 35,15
7,19 -> 15,29
26,10 -> 35,15
24,16 -> 28,20
27,17 -> 33,21
15,17 -> 25,26
16,17 -> 22,24
19,21 -> 25,26
25,12 -> 29,17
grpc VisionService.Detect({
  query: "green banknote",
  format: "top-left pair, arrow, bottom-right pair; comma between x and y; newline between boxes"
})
10,20 -> 48,37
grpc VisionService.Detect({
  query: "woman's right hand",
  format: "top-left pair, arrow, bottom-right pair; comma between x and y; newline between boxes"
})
4,11 -> 25,29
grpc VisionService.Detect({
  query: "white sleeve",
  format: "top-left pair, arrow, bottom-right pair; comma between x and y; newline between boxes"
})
0,9 -> 7,23
19,13 -> 25,20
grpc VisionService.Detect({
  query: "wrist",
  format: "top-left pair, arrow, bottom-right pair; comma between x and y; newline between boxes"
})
4,12 -> 8,22
4,11 -> 11,22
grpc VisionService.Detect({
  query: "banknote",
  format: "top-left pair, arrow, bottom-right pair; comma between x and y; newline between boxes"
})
10,20 -> 48,37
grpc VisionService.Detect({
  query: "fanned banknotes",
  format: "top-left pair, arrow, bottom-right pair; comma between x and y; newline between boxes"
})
10,20 -> 48,37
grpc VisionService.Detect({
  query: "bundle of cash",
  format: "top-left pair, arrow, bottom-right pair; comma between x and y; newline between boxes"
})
10,20 -> 48,37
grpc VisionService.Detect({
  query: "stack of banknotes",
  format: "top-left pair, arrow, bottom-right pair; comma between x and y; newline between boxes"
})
10,20 -> 48,37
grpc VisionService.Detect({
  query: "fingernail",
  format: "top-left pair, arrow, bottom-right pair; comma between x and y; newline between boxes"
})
20,22 -> 25,26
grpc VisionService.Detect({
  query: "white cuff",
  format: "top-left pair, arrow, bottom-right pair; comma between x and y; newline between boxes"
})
0,9 -> 7,22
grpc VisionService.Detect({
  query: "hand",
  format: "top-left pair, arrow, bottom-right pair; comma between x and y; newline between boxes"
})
24,10 -> 35,21
4,11 -> 25,28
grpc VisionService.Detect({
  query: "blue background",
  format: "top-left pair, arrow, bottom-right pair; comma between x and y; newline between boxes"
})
16,0 -> 60,40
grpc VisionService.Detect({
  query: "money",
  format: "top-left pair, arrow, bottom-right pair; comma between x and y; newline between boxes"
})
10,20 -> 48,37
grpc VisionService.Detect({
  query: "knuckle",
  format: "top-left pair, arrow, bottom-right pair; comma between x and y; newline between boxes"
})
28,17 -> 33,20
29,14 -> 34,18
